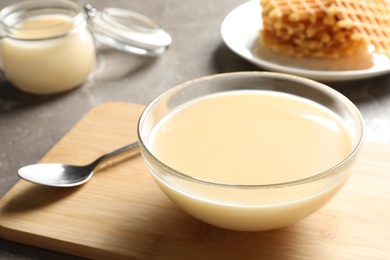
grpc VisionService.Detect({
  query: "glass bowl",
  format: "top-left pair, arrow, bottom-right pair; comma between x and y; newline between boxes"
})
137,72 -> 364,231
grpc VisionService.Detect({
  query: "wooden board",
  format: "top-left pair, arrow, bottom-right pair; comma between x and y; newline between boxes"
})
1,102 -> 389,260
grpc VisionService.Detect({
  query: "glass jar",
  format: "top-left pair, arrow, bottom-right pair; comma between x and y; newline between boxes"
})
0,0 -> 171,94
0,0 -> 95,94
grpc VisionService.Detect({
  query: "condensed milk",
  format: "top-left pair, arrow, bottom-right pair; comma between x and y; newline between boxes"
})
141,85 -> 361,231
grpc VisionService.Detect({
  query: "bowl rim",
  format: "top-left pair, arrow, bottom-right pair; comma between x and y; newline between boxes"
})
138,71 -> 365,189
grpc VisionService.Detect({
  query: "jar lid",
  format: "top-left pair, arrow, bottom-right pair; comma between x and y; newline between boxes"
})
85,5 -> 172,56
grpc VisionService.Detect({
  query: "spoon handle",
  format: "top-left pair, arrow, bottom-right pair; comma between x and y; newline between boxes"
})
93,141 -> 140,169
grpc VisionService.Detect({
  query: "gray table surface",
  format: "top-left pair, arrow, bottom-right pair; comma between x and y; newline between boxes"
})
1,0 -> 390,259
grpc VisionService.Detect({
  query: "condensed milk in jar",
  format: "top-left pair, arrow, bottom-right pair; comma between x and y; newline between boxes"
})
0,0 -> 171,94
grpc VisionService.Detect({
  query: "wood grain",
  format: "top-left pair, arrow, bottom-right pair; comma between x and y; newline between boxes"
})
1,102 -> 389,259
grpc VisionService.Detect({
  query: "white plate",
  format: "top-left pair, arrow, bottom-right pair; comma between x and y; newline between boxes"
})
221,0 -> 390,81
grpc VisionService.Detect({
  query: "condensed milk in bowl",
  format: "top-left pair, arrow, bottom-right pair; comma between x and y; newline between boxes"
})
138,72 -> 365,231
0,0 -> 171,94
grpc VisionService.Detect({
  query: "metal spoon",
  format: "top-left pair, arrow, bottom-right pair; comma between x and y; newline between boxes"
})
18,141 -> 140,187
